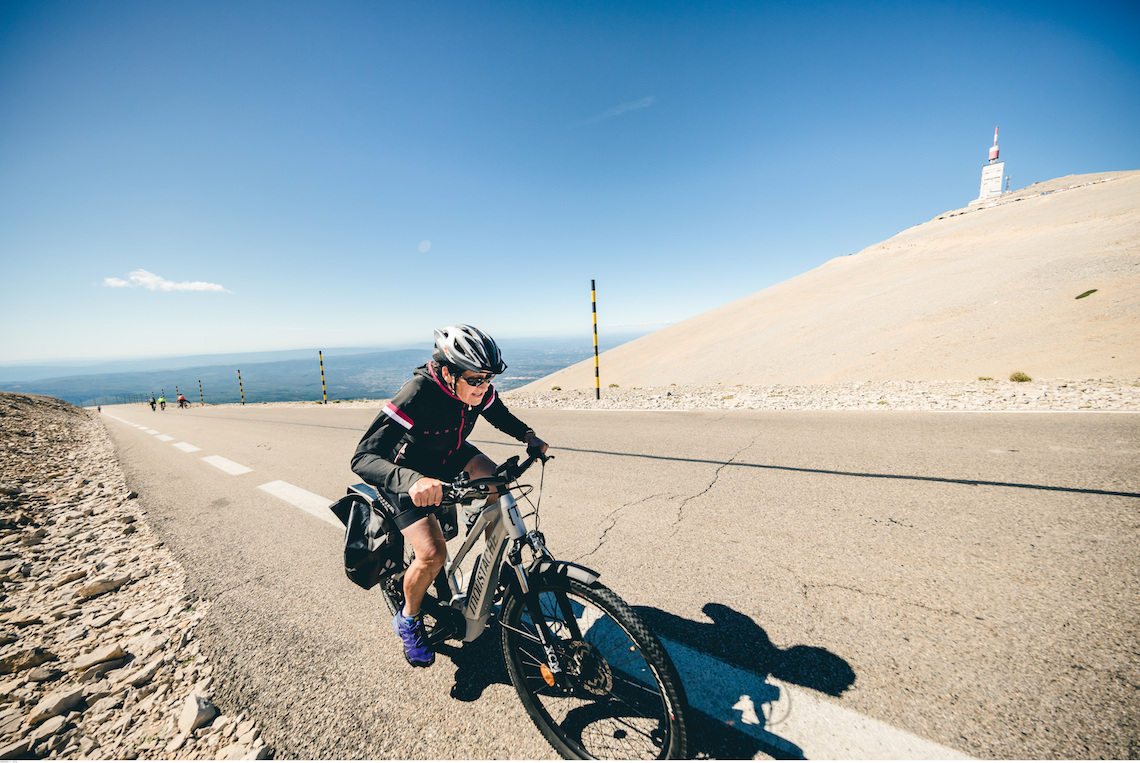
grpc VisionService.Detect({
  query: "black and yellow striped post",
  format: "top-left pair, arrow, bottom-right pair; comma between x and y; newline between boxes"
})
591,279 -> 601,400
237,370 -> 245,405
319,351 -> 328,404
198,380 -> 205,406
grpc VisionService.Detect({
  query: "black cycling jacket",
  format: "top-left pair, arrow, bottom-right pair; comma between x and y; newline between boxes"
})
351,363 -> 532,495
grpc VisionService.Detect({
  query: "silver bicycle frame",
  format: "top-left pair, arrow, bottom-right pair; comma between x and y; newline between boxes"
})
446,491 -> 529,642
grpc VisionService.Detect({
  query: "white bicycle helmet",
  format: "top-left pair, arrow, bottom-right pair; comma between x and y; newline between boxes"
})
433,324 -> 507,375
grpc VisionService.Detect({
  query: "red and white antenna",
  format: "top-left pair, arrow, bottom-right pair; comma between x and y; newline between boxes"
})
989,127 -> 1000,163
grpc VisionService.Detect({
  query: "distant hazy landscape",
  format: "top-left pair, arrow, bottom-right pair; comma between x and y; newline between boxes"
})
0,333 -> 648,406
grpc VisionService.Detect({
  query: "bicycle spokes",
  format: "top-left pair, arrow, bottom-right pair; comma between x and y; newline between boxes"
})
503,579 -> 685,759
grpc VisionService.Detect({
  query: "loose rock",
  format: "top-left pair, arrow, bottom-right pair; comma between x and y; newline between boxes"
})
25,686 -> 83,726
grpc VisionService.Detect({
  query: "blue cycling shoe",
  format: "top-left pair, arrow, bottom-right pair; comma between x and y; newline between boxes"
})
393,611 -> 435,667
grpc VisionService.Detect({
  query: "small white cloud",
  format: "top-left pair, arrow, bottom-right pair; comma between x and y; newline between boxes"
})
103,269 -> 231,293
578,96 -> 656,126
418,240 -> 431,253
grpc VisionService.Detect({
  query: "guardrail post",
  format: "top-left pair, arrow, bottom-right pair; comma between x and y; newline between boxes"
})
237,370 -> 245,405
319,351 -> 328,404
592,279 -> 601,400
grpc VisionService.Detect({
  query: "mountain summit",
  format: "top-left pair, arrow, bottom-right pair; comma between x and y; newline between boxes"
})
527,171 -> 1140,390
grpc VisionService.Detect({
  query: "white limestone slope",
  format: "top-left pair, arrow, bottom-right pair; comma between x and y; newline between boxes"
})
525,171 -> 1140,390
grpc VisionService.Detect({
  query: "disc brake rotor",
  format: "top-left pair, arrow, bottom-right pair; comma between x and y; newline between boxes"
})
563,639 -> 613,698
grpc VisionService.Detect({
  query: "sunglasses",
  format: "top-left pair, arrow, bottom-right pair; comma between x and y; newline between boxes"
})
459,373 -> 494,387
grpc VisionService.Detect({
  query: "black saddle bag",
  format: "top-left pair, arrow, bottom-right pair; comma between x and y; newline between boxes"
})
329,487 -> 403,590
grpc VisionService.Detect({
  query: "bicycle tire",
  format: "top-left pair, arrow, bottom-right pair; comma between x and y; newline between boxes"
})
500,574 -> 688,760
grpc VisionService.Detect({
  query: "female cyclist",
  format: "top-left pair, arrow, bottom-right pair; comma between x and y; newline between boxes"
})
351,325 -> 548,667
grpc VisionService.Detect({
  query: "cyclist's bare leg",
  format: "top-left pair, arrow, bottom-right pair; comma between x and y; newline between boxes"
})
401,515 -> 446,618
464,454 -> 500,541
464,453 -> 497,485
402,454 -> 497,617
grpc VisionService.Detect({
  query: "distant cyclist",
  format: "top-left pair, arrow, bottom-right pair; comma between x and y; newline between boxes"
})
351,325 -> 548,668
158,395 -> 166,411
177,394 -> 188,409
149,395 -> 156,411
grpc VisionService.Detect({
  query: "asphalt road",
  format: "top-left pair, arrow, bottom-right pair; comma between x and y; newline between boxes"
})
100,403 -> 1139,759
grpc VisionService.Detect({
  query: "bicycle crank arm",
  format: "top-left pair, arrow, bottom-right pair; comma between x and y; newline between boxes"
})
417,597 -> 464,645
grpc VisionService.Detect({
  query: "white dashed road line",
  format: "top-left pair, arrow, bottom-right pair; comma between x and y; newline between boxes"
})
201,455 -> 254,476
258,480 -> 341,528
172,442 -> 201,453
145,429 -> 159,435
156,434 -> 174,442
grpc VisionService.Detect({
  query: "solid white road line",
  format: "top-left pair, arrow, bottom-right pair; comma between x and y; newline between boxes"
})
258,481 -> 341,528
156,434 -> 174,442
661,637 -> 971,760
201,455 -> 253,476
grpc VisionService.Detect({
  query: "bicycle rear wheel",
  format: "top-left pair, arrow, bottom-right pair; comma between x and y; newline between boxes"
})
500,575 -> 688,759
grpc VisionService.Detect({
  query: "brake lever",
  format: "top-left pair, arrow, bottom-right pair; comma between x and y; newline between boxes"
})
526,443 -> 552,462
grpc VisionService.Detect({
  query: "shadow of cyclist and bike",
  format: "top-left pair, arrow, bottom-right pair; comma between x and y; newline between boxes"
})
439,600 -> 853,759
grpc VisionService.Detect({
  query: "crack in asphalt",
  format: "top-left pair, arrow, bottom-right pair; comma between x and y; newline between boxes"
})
574,493 -> 670,562
211,572 -> 273,601
671,435 -> 759,532
804,581 -> 983,621
577,436 -> 760,559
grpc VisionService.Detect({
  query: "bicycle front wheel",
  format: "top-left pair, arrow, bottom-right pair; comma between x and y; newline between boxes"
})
500,574 -> 688,759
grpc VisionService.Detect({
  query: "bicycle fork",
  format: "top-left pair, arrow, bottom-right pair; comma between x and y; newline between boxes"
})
500,505 -> 586,693
516,570 -> 575,690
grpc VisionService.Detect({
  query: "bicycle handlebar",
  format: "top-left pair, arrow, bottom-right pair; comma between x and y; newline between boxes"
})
439,445 -> 552,507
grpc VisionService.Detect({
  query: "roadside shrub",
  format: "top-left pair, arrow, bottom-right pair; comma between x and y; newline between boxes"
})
978,376 -> 993,381
1010,371 -> 1032,382
609,383 -> 620,388
1075,289 -> 1098,299
551,386 -> 561,391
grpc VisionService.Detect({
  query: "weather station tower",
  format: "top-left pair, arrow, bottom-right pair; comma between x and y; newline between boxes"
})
971,127 -> 1005,205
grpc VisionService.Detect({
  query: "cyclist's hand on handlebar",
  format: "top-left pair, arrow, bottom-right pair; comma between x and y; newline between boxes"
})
409,477 -> 445,507
525,432 -> 549,455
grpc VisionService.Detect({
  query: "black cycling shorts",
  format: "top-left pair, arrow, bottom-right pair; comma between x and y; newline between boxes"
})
390,441 -> 482,531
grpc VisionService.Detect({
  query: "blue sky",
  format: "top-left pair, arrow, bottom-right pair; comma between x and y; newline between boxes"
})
2,0 -> 1138,364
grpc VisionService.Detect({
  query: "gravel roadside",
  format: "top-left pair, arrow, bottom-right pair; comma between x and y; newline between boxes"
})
503,377 -> 1140,412
229,377 -> 1140,413
0,392 -> 272,760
